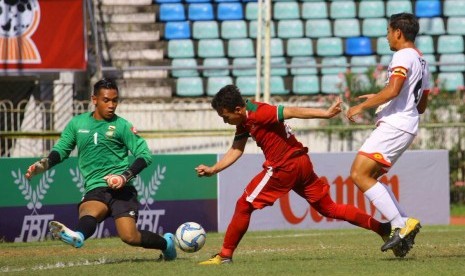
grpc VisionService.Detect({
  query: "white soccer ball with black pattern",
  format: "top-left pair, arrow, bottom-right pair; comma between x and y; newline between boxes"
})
175,222 -> 206,253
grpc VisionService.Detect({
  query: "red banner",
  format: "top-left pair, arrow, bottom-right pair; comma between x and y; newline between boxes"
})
0,0 -> 86,71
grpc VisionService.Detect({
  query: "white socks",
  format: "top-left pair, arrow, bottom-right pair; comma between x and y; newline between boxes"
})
364,182 -> 405,228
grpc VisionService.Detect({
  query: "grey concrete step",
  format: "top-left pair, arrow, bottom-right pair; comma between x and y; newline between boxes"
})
97,13 -> 156,24
97,4 -> 156,14
101,0 -> 153,5
104,31 -> 160,42
102,48 -> 163,61
119,85 -> 172,99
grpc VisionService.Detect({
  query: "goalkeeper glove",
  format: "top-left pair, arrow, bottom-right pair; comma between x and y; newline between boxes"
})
104,169 -> 134,190
25,158 -> 49,180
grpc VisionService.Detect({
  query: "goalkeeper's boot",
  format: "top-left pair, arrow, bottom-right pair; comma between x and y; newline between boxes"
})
381,218 -> 421,252
162,233 -> 177,261
382,234 -> 409,258
49,221 -> 84,248
199,254 -> 232,265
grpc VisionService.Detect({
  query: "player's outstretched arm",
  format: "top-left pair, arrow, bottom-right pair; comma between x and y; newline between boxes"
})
283,97 -> 342,120
25,151 -> 61,180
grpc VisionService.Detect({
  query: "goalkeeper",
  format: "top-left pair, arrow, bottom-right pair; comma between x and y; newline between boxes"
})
25,78 -> 176,261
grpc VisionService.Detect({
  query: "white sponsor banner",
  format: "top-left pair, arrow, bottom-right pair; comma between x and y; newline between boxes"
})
218,150 -> 449,232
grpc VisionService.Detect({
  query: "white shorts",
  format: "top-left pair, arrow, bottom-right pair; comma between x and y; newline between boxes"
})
358,122 -> 416,171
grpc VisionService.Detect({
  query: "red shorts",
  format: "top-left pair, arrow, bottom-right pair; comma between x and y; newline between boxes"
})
244,154 -> 330,209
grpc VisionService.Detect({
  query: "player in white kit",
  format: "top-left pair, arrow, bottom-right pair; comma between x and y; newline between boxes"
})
346,13 -> 430,257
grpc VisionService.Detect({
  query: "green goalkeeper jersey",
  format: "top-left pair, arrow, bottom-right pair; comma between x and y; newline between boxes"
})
52,112 -> 153,193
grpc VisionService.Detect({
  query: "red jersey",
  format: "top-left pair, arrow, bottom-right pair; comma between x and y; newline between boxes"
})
235,100 -> 307,167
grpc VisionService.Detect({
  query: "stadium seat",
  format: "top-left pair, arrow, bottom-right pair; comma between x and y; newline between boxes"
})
207,76 -> 233,96
316,37 -> 343,56
362,18 -> 387,37
270,76 -> 288,95
203,58 -> 230,77
192,21 -> 219,39
171,58 -> 199,78
350,55 -> 377,74
232,57 -> 256,76
221,20 -> 247,39
270,57 -> 288,76
333,19 -> 360,38
437,35 -> 464,54
235,76 -> 257,96
415,0 -> 441,18
380,55 -> 392,66
290,57 -> 318,75
345,37 -> 373,56
217,2 -> 244,20
228,38 -> 255,57
293,75 -> 319,95
305,19 -> 332,38
188,3 -> 214,21
301,2 -> 328,19
416,35 -> 434,54
164,21 -> 191,40
286,38 -> 313,57
277,20 -> 304,38
330,1 -> 356,19
422,54 -> 437,73
439,54 -> 465,72
176,77 -> 204,96
447,17 -> 465,35
245,2 -> 258,20
386,0 -> 412,16
273,2 -> 300,20
268,38 -> 284,57
185,0 -> 210,2
321,56 -> 347,74
156,0 -> 182,3
198,39 -> 225,58
437,72 -> 465,92
321,74 -> 345,95
419,17 -> 445,35
168,39 -> 195,58
444,0 -> 465,17
376,37 -> 392,55
358,1 -> 384,18
159,3 -> 186,21
249,20 -> 276,38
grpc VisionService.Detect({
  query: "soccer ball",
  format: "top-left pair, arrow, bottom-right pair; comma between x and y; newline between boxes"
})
175,222 -> 206,253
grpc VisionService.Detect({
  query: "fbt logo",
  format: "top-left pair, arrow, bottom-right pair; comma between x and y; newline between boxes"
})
14,214 -> 54,242
137,210 -> 166,233
279,175 -> 399,224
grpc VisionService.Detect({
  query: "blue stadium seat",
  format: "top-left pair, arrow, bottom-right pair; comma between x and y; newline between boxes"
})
160,3 -> 186,21
277,20 -> 304,38
268,38 -> 284,57
362,18 -> 387,37
415,0 -> 441,18
316,37 -> 343,56
437,35 -> 464,54
287,38 -> 313,57
155,0 -> 182,3
380,55 -> 392,66
185,0 -> 210,2
232,57 -> 256,76
293,75 -> 319,95
439,54 -> 465,72
376,37 -> 392,55
333,19 -> 360,38
198,39 -> 225,58
345,37 -> 373,56
321,74 -> 345,95
437,72 -> 465,92
419,17 -> 445,35
203,58 -> 230,77
192,21 -> 219,39
358,1 -> 384,18
422,54 -> 437,73
188,3 -> 214,21
444,0 -> 465,17
171,58 -> 199,78
217,2 -> 244,21
350,55 -> 377,73
416,35 -> 434,54
447,17 -> 465,35
270,57 -> 288,76
330,1 -> 356,19
291,57 -> 318,75
386,0 -> 412,16
221,20 -> 247,39
207,76 -> 233,96
301,2 -> 328,19
305,19 -> 332,38
249,20 -> 276,38
176,77 -> 204,96
270,76 -> 288,95
228,38 -> 255,57
245,2 -> 258,20
321,56 -> 347,74
168,39 -> 195,58
235,76 -> 257,96
273,2 -> 300,20
164,21 -> 191,40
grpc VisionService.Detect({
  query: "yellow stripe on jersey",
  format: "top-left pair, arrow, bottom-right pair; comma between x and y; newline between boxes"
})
392,67 -> 407,78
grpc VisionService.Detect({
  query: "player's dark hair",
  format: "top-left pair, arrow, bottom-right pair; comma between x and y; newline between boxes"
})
93,78 -> 119,96
211,84 -> 245,111
389,13 -> 419,42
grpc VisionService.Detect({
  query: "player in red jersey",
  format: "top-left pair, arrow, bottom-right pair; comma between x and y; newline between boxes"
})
195,85 -> 391,265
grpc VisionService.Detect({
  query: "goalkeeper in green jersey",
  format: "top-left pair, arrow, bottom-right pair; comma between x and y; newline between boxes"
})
25,78 -> 176,261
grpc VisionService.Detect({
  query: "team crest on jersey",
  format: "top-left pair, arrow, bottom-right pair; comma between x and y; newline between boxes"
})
105,125 -> 116,138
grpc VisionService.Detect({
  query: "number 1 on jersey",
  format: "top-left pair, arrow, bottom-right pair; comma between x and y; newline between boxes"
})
93,132 -> 98,145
